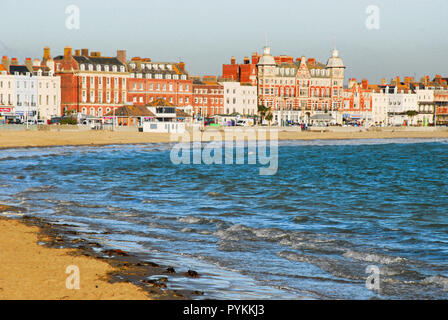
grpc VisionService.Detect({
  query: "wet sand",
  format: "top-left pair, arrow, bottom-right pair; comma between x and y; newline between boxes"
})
0,128 -> 447,149
0,210 -> 194,300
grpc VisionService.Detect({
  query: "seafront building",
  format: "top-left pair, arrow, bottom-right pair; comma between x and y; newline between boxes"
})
192,76 -> 224,118
126,57 -> 193,108
255,46 -> 345,125
0,44 -> 447,127
220,80 -> 257,116
53,47 -> 129,117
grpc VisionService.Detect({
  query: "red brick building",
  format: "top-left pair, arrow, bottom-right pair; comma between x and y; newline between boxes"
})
54,47 -> 129,116
222,54 -> 259,85
341,78 -> 373,123
126,58 -> 193,108
192,76 -> 224,118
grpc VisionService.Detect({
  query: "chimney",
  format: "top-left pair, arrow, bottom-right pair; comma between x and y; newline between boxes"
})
396,76 -> 400,85
179,61 -> 185,71
81,48 -> 89,57
307,58 -> 316,66
1,56 -> 10,71
25,58 -> 33,72
64,46 -> 73,60
11,58 -> 18,66
117,50 -> 127,64
381,78 -> 387,85
361,79 -> 368,90
231,56 -> 236,65
75,49 -> 80,56
91,51 -> 101,57
244,57 -> 250,64
42,46 -> 51,60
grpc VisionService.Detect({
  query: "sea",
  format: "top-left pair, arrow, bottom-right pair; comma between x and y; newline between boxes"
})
0,138 -> 447,299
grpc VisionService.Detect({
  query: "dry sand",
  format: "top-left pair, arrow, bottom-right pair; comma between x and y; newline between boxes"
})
0,129 -> 447,149
0,216 -> 149,300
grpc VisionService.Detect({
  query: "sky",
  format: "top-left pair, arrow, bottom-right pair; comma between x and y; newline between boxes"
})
0,0 -> 447,83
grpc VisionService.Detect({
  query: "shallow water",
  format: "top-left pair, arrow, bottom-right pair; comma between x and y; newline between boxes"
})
1,138 -> 447,299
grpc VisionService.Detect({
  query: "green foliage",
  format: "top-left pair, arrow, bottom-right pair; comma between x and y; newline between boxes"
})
60,117 -> 78,125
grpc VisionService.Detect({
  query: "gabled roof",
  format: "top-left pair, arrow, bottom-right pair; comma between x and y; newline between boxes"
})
105,105 -> 155,117
73,55 -> 125,66
176,109 -> 191,118
9,65 -> 30,75
146,98 -> 175,107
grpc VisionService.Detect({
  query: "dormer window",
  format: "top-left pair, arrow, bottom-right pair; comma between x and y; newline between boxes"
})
147,64 -> 152,70
112,65 -> 118,72
166,74 -> 171,80
120,66 -> 125,72
167,65 -> 173,71
153,65 -> 158,70
181,75 -> 186,80
173,75 -> 179,80
96,65 -> 101,71
130,63 -> 136,69
104,65 -> 109,72
159,64 -> 165,70
80,64 -> 85,71
88,64 -> 93,71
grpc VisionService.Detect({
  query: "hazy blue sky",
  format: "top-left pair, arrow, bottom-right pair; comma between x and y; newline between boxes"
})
1,0 -> 447,83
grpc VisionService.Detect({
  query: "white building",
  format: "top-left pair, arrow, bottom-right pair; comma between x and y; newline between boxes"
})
0,69 -> 15,121
36,69 -> 61,121
372,86 -> 435,126
220,81 -> 257,116
11,65 -> 38,122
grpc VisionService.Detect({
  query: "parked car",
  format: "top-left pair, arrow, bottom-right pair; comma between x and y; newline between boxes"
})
236,119 -> 250,127
7,118 -> 22,124
36,119 -> 46,125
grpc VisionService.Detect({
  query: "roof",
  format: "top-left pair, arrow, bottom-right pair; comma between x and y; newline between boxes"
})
127,60 -> 189,76
257,47 -> 276,66
176,109 -> 191,118
105,105 -> 155,117
73,55 -> 125,67
146,98 -> 175,107
9,65 -> 30,75
326,49 -> 345,68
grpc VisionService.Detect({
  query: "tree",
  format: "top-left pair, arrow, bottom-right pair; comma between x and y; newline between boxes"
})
258,105 -> 268,124
406,110 -> 418,126
265,111 -> 273,127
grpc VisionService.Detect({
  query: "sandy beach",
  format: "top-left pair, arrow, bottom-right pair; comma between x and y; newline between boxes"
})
0,128 -> 447,149
0,214 -> 151,300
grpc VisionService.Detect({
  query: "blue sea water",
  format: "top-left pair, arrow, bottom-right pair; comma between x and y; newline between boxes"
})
0,138 -> 447,299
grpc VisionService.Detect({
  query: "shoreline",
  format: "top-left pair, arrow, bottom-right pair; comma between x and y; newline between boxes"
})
0,210 -> 198,300
0,128 -> 447,150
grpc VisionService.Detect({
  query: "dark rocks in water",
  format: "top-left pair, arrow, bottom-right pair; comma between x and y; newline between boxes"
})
104,249 -> 129,257
141,279 -> 167,289
192,291 -> 204,296
184,270 -> 199,278
166,267 -> 176,274
136,261 -> 159,268
0,205 -> 24,213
